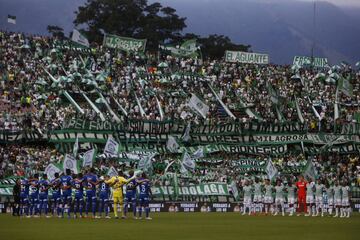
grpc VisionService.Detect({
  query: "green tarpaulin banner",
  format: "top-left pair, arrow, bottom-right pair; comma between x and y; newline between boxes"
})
293,56 -> 328,68
103,34 -> 147,52
225,51 -> 269,64
152,182 -> 230,196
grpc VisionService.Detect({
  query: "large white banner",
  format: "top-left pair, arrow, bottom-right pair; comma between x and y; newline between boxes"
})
225,51 -> 269,64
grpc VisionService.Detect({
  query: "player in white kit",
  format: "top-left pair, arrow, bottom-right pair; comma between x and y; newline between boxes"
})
263,179 -> 273,215
242,180 -> 253,216
252,178 -> 263,214
340,182 -> 351,218
274,180 -> 285,216
325,182 -> 334,216
314,179 -> 325,217
286,181 -> 296,216
305,179 -> 315,216
333,181 -> 342,217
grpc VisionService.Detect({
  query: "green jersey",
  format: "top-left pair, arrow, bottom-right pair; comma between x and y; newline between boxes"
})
333,185 -> 342,199
253,183 -> 263,196
287,186 -> 296,199
264,185 -> 273,197
275,185 -> 285,198
341,186 -> 349,199
326,187 -> 333,198
243,185 -> 252,198
315,184 -> 324,197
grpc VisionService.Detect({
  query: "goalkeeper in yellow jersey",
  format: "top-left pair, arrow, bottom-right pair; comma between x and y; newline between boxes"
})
105,172 -> 135,219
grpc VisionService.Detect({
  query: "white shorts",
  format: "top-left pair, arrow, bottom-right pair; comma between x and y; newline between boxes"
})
275,197 -> 284,204
315,196 -> 323,205
253,195 -> 263,203
341,198 -> 349,207
306,195 -> 314,204
327,198 -> 333,206
264,196 -> 273,204
334,198 -> 342,206
243,197 -> 252,205
287,197 -> 295,205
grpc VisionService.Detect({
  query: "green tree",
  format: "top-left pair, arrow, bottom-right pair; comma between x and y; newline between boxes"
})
47,25 -> 65,39
74,0 -> 186,50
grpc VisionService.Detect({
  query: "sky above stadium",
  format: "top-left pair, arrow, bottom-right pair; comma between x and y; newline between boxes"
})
0,0 -> 359,64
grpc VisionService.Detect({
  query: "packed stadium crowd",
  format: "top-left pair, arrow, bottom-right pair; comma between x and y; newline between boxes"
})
1,31 -> 360,131
0,30 -> 360,218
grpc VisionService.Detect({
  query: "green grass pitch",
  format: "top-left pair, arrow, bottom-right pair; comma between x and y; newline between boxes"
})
0,213 -> 359,240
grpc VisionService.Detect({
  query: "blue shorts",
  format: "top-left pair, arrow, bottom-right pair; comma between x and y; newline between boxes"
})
99,192 -> 109,201
20,195 -> 29,204
86,191 -> 96,200
125,193 -> 136,204
29,194 -> 39,203
39,194 -> 48,201
52,192 -> 61,202
74,194 -> 84,201
139,196 -> 149,205
62,191 -> 72,203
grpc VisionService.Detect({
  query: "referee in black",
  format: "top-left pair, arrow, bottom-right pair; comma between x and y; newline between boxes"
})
12,179 -> 21,216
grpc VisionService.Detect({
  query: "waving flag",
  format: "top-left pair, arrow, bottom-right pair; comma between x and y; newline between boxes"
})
104,137 -> 120,157
82,149 -> 96,168
72,29 -> 89,47
7,15 -> 16,24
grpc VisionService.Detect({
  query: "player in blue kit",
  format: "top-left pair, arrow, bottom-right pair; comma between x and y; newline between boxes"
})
97,175 -> 111,219
137,173 -> 152,220
50,173 -> 62,217
20,178 -> 30,217
38,174 -> 51,217
72,173 -> 85,218
124,170 -> 138,219
29,174 -> 40,217
60,169 -> 73,218
84,168 -> 98,218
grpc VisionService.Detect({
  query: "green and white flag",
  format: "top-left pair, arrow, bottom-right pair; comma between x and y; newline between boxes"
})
82,92 -> 106,121
97,92 -> 121,123
192,146 -> 205,159
72,29 -> 89,47
44,163 -> 62,180
7,15 -> 16,24
265,158 -> 278,180
208,84 -> 236,119
138,153 -> 155,171
239,98 -> 263,121
160,39 -> 199,58
303,160 -> 316,180
182,122 -> 191,142
82,148 -> 96,168
103,34 -> 147,52
338,76 -> 353,97
155,96 -> 164,121
188,94 -> 209,119
104,137 -> 120,156
63,91 -> 85,115
107,166 -> 118,177
230,180 -> 240,201
225,51 -> 269,64
295,97 -> 305,124
134,93 -> 146,117
73,136 -> 79,157
166,136 -> 179,153
63,154 -> 78,174
181,151 -> 196,173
